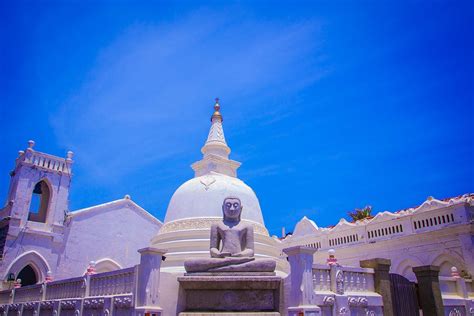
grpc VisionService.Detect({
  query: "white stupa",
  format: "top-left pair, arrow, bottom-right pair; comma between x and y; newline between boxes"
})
152,99 -> 283,271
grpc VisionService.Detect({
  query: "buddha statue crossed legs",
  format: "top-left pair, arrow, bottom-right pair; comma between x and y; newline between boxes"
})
184,197 -> 276,273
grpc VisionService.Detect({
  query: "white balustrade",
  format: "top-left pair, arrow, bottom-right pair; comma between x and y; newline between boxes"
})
45,276 -> 85,300
344,271 -> 367,292
312,265 -> 375,294
314,267 -> 329,292
89,267 -> 135,297
20,151 -> 72,175
0,290 -> 11,304
312,265 -> 331,291
0,248 -> 165,316
439,277 -> 459,297
341,267 -> 374,293
466,279 -> 474,298
13,284 -> 43,303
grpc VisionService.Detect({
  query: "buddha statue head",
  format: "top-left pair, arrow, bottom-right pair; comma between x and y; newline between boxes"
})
222,197 -> 242,222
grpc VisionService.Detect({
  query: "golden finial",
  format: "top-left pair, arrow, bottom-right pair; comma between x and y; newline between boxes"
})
211,97 -> 223,122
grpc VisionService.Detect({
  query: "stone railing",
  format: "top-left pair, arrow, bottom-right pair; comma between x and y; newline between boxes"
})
284,246 -> 383,316
312,265 -> 331,291
312,264 -> 375,293
13,284 -> 43,303
45,276 -> 86,300
467,279 -> 474,297
89,266 -> 136,297
342,266 -> 375,293
439,275 -> 474,316
0,247 -> 165,316
17,142 -> 73,175
0,290 -> 11,305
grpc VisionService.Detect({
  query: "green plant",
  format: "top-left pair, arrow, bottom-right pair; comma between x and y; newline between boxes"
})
348,205 -> 373,222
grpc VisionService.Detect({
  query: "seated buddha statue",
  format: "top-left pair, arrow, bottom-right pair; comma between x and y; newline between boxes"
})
184,197 -> 276,273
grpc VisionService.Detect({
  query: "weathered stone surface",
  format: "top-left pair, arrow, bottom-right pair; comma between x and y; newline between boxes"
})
413,265 -> 444,316
184,272 -> 276,276
360,258 -> 394,316
179,313 -> 280,316
178,275 -> 282,312
185,258 -> 276,273
178,276 -> 282,290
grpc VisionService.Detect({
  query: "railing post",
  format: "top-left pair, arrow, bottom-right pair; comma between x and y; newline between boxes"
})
42,270 -> 53,302
413,265 -> 444,316
135,247 -> 166,316
360,258 -> 394,316
83,261 -> 95,298
41,283 -> 47,301
10,288 -> 15,305
451,267 -> 468,299
328,254 -> 344,295
452,268 -> 470,315
283,246 -> 321,316
84,275 -> 91,298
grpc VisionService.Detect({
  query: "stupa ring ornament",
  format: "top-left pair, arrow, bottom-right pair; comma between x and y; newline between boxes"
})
159,218 -> 269,236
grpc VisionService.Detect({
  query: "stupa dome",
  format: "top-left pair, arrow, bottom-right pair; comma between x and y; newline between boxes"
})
152,99 -> 284,272
164,172 -> 264,225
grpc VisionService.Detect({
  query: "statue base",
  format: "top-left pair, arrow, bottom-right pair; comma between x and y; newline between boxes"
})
179,313 -> 280,316
184,272 -> 276,276
178,275 -> 282,314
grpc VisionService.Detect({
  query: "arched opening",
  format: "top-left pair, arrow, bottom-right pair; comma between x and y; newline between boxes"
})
401,265 -> 417,282
5,251 -> 50,285
431,253 -> 467,277
28,180 -> 50,223
394,258 -> 424,282
17,265 -> 38,287
439,261 -> 457,276
93,259 -> 122,274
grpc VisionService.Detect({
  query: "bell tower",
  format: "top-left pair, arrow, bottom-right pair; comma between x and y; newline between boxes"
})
1,140 -> 74,233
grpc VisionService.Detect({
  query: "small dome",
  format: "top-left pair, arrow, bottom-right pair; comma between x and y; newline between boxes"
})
164,172 -> 265,225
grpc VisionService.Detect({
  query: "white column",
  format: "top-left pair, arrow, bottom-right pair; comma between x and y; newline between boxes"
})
135,247 -> 166,316
283,246 -> 321,316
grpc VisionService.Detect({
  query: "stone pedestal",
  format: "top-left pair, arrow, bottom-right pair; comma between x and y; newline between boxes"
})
283,246 -> 321,316
360,258 -> 394,316
179,313 -> 279,316
135,247 -> 167,316
178,274 -> 281,315
413,265 -> 444,316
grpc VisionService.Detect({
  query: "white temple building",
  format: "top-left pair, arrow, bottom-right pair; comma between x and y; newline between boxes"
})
0,142 -> 162,288
0,100 -> 472,316
280,194 -> 474,281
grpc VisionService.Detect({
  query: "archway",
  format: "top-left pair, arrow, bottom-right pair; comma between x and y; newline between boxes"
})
17,265 -> 38,286
28,180 -> 51,223
93,259 -> 122,274
393,258 -> 423,282
5,251 -> 50,284
431,253 -> 466,277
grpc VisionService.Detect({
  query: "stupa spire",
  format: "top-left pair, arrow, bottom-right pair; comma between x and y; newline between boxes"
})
191,99 -> 241,177
202,98 -> 229,156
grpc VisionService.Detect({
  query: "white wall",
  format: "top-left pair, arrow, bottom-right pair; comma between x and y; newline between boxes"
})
0,199 -> 162,285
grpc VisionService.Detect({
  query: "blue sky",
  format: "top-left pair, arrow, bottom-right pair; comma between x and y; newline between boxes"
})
1,1 -> 473,236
